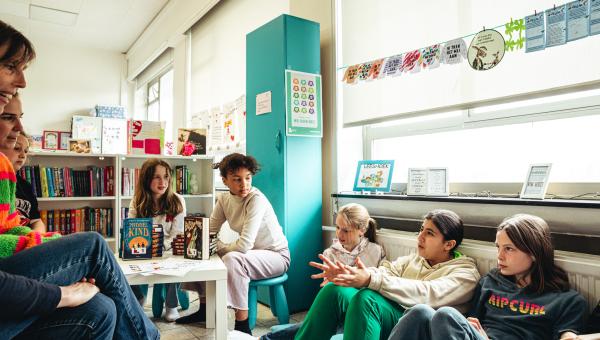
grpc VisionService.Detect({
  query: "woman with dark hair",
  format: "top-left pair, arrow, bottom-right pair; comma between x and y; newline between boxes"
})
128,158 -> 186,321
177,153 -> 290,335
388,214 -> 588,340
0,20 -> 158,339
291,209 -> 480,340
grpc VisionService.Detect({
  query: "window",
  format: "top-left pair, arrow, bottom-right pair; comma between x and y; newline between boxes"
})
142,68 -> 174,144
363,89 -> 600,194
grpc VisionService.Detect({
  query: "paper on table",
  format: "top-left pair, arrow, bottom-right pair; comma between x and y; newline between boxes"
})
120,258 -> 211,277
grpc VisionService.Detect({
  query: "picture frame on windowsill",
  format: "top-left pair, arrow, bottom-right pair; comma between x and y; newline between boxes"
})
520,163 -> 552,200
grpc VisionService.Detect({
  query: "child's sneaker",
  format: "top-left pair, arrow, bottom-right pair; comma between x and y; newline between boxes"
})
164,307 -> 180,322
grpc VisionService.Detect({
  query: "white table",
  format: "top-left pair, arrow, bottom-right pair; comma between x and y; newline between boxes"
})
118,255 -> 228,340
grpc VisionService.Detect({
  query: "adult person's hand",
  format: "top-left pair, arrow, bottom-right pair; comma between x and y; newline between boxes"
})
331,257 -> 371,288
309,254 -> 350,287
57,281 -> 99,308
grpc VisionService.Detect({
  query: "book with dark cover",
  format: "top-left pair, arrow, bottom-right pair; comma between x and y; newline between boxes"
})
121,218 -> 153,260
184,216 -> 209,260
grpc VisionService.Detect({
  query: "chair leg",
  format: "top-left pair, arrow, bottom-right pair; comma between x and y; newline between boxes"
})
152,284 -> 165,318
268,286 -> 278,316
273,284 -> 289,325
248,285 -> 258,330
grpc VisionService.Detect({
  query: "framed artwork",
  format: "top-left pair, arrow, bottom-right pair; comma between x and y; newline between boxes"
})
520,163 -> 552,199
69,139 -> 92,154
58,131 -> 71,150
353,160 -> 395,192
42,130 -> 60,150
426,167 -> 449,197
407,168 -> 427,195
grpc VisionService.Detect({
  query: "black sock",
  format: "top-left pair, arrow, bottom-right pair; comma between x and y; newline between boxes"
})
234,318 -> 252,335
175,303 -> 206,324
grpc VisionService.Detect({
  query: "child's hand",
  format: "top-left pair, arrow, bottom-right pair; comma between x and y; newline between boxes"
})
332,260 -> 371,288
309,254 -> 350,287
467,317 -> 489,339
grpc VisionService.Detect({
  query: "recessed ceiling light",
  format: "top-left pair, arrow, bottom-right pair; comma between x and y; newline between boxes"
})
29,4 -> 78,26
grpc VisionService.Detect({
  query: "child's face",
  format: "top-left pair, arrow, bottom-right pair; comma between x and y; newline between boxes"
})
150,165 -> 170,197
335,214 -> 364,251
0,95 -> 23,150
5,133 -> 29,170
222,167 -> 252,198
495,230 -> 533,279
417,219 -> 454,263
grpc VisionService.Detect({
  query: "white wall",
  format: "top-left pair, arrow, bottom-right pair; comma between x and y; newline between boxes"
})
21,34 -> 124,134
189,0 -> 289,115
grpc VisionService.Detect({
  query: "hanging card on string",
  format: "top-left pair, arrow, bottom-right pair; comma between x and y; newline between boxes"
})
546,5 -> 567,47
525,12 -> 546,52
442,39 -> 467,64
566,0 -> 590,41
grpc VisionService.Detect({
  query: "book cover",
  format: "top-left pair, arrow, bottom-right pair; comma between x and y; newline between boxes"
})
129,120 -> 165,155
184,216 -> 209,260
177,128 -> 207,156
72,116 -> 103,154
121,218 -> 153,260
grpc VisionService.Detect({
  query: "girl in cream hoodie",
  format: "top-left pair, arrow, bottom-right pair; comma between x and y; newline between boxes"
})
295,209 -> 480,340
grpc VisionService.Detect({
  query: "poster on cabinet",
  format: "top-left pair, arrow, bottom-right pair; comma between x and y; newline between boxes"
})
285,70 -> 322,137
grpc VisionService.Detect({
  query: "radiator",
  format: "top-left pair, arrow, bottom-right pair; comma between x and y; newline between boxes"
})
322,227 -> 600,312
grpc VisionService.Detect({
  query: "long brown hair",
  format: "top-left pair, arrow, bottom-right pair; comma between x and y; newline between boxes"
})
337,203 -> 378,243
133,159 -> 183,218
497,214 -> 570,294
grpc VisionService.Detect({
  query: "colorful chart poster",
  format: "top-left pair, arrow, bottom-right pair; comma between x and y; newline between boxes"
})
591,0 -> 600,35
467,29 -> 505,71
285,70 -> 322,138
525,12 -> 546,52
567,0 -> 590,41
442,38 -> 468,64
546,5 -> 567,47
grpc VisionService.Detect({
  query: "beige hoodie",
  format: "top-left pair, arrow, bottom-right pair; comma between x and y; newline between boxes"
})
367,252 -> 480,313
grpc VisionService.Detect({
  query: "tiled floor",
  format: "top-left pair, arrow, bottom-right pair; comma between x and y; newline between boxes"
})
145,290 -> 307,339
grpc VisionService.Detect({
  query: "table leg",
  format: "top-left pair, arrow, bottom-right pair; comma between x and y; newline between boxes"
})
215,278 -> 227,340
206,281 -> 216,329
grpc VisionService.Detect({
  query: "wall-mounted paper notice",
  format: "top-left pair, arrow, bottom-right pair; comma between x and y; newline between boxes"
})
256,91 -> 272,115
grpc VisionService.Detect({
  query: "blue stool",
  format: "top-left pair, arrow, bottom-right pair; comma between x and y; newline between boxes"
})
248,273 -> 289,330
138,284 -> 190,318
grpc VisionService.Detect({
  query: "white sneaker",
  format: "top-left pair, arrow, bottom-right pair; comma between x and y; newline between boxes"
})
164,307 -> 180,322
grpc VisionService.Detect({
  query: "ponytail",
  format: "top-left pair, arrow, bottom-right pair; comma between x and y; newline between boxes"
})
364,218 -> 378,243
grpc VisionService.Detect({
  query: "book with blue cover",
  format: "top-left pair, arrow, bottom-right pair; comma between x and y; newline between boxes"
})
121,218 -> 153,260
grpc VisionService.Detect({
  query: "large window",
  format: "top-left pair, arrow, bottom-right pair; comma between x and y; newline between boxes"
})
361,89 -> 600,195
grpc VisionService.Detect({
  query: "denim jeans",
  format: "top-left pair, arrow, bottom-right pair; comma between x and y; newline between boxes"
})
0,232 -> 159,340
387,304 -> 486,340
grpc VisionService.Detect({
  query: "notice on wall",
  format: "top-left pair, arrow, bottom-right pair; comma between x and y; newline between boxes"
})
525,12 -> 546,52
546,5 -> 567,47
591,0 -> 600,35
567,0 -> 590,41
256,91 -> 272,115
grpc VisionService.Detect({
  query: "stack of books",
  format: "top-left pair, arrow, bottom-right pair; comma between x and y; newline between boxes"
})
152,224 -> 164,257
171,233 -> 185,255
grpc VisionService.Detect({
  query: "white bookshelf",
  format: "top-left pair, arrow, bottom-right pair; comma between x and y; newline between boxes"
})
27,151 -> 215,252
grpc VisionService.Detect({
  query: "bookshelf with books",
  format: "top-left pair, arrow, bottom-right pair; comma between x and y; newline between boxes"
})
27,151 -> 215,253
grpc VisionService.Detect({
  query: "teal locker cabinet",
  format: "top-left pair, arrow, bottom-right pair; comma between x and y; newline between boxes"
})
246,14 -> 322,312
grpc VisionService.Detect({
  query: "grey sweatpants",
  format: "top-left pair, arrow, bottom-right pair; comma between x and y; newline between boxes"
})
183,248 -> 290,310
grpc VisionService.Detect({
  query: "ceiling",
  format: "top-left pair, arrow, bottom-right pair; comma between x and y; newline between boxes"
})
0,0 -> 168,52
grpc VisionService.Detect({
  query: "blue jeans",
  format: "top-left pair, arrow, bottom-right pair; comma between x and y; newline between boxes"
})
0,232 -> 159,340
387,304 -> 486,340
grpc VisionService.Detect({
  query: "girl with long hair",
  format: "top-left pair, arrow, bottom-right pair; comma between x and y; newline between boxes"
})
128,158 -> 186,321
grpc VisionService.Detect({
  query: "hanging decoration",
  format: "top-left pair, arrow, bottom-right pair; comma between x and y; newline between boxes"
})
467,29 -> 506,71
341,0 -> 599,84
